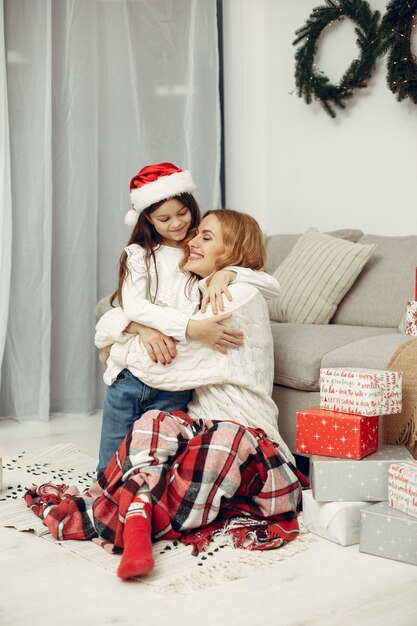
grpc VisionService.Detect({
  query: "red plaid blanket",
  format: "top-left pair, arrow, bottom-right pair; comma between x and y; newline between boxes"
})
25,411 -> 309,554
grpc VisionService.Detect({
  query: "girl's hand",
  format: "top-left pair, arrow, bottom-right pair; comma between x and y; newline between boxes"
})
99,345 -> 112,367
186,312 -> 243,354
201,269 -> 237,315
126,322 -> 177,365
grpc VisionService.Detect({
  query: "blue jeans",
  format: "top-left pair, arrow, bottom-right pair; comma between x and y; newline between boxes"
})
97,369 -> 192,475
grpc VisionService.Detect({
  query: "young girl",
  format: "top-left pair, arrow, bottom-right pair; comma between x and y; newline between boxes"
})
96,163 -> 281,474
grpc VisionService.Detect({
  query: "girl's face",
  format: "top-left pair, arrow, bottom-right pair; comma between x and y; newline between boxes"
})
147,198 -> 192,247
185,214 -> 225,278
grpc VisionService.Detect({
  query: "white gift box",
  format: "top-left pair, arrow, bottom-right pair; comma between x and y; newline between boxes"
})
302,489 -> 375,546
405,300 -> 417,336
319,367 -> 402,417
388,461 -> 417,519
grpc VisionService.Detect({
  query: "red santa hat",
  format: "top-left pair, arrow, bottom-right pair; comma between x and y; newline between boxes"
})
125,162 -> 196,226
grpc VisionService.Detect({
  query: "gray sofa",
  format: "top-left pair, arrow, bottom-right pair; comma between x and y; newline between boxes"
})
264,230 -> 417,454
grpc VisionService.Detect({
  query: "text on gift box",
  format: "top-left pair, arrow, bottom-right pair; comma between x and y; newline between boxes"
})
319,368 -> 402,417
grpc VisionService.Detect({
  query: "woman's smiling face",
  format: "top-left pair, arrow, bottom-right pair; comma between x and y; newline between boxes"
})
185,214 -> 225,278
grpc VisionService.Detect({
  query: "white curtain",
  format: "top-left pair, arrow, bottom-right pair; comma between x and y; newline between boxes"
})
0,0 -> 220,421
0,0 -> 12,399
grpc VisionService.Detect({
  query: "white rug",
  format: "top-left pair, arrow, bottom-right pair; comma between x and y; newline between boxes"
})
0,443 -> 314,596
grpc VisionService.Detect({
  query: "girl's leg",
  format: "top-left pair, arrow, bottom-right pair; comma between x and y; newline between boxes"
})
145,387 -> 192,414
116,411 -> 197,579
117,490 -> 154,580
98,375 -> 192,477
97,370 -> 146,475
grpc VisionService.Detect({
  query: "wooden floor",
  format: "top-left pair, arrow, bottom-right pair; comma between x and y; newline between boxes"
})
1,413 -> 417,626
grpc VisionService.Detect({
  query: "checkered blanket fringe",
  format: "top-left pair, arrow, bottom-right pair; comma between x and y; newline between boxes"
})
25,411 -> 309,555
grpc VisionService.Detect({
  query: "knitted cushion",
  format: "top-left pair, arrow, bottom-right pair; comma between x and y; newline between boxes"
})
268,228 -> 376,324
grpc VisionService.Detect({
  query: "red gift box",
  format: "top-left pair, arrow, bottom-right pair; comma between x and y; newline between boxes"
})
296,406 -> 378,459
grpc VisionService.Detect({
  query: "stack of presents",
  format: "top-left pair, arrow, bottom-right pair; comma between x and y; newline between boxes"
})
297,366 -> 417,567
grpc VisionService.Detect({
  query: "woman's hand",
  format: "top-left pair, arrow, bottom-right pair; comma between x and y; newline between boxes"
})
125,321 -> 177,365
201,269 -> 237,314
99,345 -> 112,367
186,313 -> 243,354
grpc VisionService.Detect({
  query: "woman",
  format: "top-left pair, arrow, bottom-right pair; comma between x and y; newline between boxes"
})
25,209 -> 308,580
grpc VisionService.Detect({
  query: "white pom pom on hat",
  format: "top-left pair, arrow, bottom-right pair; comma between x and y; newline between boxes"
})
125,162 -> 196,227
124,208 -> 139,227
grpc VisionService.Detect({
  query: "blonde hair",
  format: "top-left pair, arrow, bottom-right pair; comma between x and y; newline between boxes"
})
208,208 -> 266,270
179,208 -> 266,278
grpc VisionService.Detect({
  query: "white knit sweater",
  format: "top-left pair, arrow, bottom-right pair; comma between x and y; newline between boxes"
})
96,245 -> 281,388
101,283 -> 293,461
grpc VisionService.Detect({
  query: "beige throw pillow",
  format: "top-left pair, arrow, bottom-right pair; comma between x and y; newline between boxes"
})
268,228 -> 376,324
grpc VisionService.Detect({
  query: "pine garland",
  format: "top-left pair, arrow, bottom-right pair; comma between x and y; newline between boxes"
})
380,0 -> 417,104
293,0 -> 382,118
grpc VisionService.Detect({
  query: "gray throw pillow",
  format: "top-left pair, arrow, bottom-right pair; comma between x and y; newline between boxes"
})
268,228 -> 376,324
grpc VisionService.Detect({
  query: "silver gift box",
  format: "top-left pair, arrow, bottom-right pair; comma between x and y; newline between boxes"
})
311,445 -> 412,503
302,489 -> 376,546
360,502 -> 417,566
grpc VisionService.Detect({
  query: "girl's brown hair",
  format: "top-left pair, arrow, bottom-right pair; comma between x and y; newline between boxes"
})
179,208 -> 266,277
111,193 -> 201,307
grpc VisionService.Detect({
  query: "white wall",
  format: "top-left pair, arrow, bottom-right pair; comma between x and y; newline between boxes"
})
223,0 -> 417,235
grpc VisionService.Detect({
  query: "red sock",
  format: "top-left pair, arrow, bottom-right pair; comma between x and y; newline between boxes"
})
117,495 -> 154,580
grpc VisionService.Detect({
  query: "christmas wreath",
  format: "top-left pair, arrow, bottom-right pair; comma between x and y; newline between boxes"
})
293,0 -> 382,118
380,0 -> 417,104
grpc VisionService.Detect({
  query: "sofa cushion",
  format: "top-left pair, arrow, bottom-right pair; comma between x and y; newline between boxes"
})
268,229 -> 376,324
265,229 -> 363,274
332,234 -> 417,328
271,322 -> 395,391
321,332 -> 412,370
